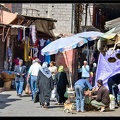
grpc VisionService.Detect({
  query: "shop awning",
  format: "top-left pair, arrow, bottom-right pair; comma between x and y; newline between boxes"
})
0,10 -> 17,25
105,17 -> 120,30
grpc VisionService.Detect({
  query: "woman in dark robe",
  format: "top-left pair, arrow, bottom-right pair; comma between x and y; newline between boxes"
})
55,66 -> 69,105
36,62 -> 54,108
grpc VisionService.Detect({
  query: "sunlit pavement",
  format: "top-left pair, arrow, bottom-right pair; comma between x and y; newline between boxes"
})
0,90 -> 120,117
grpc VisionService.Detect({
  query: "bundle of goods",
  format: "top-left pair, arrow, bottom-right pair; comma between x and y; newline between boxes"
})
1,71 -> 15,82
1,71 -> 15,90
67,88 -> 76,103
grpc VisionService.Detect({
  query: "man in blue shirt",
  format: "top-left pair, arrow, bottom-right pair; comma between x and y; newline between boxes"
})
74,79 -> 93,112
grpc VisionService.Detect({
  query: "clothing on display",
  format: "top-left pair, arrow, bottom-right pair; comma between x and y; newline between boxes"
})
33,47 -> 39,58
38,38 -> 46,63
45,39 -> 51,64
30,25 -> 37,44
24,37 -> 30,62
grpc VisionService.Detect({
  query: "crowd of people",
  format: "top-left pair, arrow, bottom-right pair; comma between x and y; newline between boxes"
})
13,58 -> 69,108
13,58 -> 119,113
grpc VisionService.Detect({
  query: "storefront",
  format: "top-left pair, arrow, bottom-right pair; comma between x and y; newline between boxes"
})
1,12 -> 57,71
92,3 -> 120,32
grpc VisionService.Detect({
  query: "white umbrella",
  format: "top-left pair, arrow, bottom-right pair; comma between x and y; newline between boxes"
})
41,36 -> 87,89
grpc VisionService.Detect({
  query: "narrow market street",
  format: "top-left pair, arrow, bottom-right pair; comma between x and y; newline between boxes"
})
0,90 -> 120,117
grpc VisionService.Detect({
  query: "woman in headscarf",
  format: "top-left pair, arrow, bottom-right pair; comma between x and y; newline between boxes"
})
55,65 -> 69,105
36,62 -> 54,108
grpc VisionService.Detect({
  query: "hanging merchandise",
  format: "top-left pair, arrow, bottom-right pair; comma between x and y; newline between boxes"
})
18,28 -> 20,41
7,46 -> 12,70
33,47 -> 39,58
38,38 -> 46,63
30,25 -> 37,44
20,29 -> 23,41
45,39 -> 51,64
24,36 -> 31,62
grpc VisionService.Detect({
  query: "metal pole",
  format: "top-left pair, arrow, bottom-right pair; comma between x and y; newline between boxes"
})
84,3 -> 88,32
71,3 -> 75,34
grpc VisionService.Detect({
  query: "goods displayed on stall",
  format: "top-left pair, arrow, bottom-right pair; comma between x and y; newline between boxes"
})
18,24 -> 52,63
95,26 -> 120,96
1,71 -> 15,90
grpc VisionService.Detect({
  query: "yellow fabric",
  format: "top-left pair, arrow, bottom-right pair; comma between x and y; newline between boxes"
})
58,66 -> 64,72
24,38 -> 30,62
109,94 -> 115,101
101,27 -> 117,40
102,33 -> 116,40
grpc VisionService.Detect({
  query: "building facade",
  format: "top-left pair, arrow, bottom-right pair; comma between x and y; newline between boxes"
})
11,3 -> 93,35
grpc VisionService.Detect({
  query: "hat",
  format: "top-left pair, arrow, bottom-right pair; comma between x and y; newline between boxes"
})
32,60 -> 36,64
35,58 -> 41,63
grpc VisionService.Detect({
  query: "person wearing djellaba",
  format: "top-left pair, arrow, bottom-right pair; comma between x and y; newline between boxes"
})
36,62 -> 54,108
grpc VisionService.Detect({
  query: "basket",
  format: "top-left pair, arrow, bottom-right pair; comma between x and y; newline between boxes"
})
3,81 -> 12,91
1,72 -> 15,82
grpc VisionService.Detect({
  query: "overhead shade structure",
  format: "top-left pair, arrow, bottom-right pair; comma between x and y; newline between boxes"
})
97,26 -> 120,54
100,27 -> 117,40
41,36 -> 87,56
41,36 -> 87,89
34,20 -> 56,38
73,31 -> 104,41
105,17 -> 120,30
73,31 -> 103,63
0,10 -> 17,24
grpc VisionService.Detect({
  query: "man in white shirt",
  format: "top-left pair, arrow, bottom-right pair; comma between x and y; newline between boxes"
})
27,58 -> 41,101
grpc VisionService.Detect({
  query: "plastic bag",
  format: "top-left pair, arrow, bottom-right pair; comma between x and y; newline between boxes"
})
34,91 -> 39,103
51,85 -> 57,99
25,83 -> 31,94
64,90 -> 68,98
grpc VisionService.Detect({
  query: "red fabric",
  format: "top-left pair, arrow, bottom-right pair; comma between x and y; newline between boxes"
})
31,57 -> 37,60
13,58 -> 19,65
20,29 -> 23,41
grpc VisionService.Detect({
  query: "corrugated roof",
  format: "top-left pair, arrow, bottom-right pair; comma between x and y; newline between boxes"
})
105,17 -> 120,30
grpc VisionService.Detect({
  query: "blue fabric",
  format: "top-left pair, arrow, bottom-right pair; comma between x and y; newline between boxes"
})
81,65 -> 90,78
18,28 -> 20,41
75,84 -> 85,111
74,79 -> 92,90
15,81 -> 24,95
30,76 -> 37,100
45,40 -> 51,64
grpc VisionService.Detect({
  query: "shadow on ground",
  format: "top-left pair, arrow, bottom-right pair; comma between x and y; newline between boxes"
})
21,94 -> 31,97
0,93 -> 21,109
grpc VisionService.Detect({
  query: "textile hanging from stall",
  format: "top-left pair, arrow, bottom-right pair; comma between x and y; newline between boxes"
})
38,38 -> 46,63
18,28 -> 23,41
24,36 -> 31,62
44,39 -> 51,64
95,50 -> 120,90
30,25 -> 37,44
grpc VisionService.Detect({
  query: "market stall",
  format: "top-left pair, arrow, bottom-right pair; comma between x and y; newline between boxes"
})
96,27 -> 120,89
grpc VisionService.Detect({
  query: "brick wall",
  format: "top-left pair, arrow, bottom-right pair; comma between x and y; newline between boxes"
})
21,3 -> 73,35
